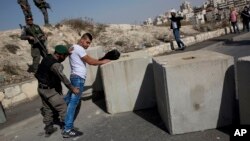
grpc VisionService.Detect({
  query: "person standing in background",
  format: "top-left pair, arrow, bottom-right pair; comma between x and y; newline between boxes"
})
169,9 -> 186,50
241,6 -> 250,32
229,7 -> 240,34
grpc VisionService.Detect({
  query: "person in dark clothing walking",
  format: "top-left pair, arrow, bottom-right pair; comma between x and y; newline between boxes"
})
241,6 -> 250,32
20,16 -> 48,73
33,0 -> 50,26
169,9 -> 186,50
35,45 -> 79,137
17,0 -> 32,19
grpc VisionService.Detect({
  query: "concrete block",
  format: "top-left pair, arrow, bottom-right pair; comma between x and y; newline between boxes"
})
4,85 -> 21,98
0,92 -> 4,101
236,56 -> 250,124
0,102 -> 6,123
21,80 -> 38,100
182,36 -> 196,46
195,33 -> 207,42
153,50 -> 235,134
101,51 -> 156,114
162,43 -> 172,53
62,46 -> 105,95
2,98 -> 12,109
11,93 -> 28,106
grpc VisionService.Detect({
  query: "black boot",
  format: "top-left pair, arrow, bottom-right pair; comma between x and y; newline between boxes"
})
44,124 -> 57,137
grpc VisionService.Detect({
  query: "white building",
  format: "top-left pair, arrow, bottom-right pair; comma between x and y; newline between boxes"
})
191,9 -> 206,25
179,1 -> 194,21
143,18 -> 153,25
153,14 -> 168,25
209,0 -> 227,8
180,1 -> 193,14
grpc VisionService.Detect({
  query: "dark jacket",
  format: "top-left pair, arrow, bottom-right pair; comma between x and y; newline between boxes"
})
35,55 -> 62,91
170,16 -> 183,29
241,10 -> 250,22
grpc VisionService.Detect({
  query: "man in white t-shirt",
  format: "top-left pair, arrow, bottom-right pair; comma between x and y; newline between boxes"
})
62,33 -> 110,138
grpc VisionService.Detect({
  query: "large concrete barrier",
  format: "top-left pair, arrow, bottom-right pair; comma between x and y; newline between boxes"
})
153,50 -> 235,134
236,56 -> 250,125
101,51 -> 156,114
62,46 -> 105,95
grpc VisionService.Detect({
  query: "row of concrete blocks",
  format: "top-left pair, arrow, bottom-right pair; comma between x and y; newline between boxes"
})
62,46 -> 249,135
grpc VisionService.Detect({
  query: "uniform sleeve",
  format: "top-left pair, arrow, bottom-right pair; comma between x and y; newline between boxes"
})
20,28 -> 30,40
50,63 -> 73,90
36,25 -> 45,35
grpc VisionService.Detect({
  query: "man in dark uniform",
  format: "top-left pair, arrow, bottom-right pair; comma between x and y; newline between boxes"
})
35,45 -> 79,137
20,16 -> 48,73
33,0 -> 50,26
17,0 -> 32,19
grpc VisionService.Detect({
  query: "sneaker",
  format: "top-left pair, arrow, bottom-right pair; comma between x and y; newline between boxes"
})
62,129 -> 83,138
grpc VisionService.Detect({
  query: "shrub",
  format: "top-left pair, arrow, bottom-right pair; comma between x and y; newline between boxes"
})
3,64 -> 20,75
60,17 -> 94,31
59,17 -> 107,38
4,44 -> 20,54
115,41 -> 125,46
9,34 -> 20,39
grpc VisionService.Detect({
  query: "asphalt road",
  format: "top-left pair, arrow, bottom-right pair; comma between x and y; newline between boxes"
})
0,32 -> 250,141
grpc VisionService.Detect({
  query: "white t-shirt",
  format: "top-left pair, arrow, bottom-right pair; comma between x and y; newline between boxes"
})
172,21 -> 178,29
69,44 -> 87,79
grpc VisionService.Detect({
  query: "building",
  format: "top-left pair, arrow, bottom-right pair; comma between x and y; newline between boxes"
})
213,0 -> 250,9
209,0 -> 227,8
180,1 -> 193,14
143,18 -> 153,25
180,1 -> 194,21
153,14 -> 168,25
191,8 -> 206,25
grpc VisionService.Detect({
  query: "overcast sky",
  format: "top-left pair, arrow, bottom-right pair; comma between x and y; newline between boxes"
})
0,0 -> 206,31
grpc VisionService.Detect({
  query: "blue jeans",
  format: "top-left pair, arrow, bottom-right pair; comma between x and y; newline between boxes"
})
64,74 -> 85,131
173,28 -> 185,48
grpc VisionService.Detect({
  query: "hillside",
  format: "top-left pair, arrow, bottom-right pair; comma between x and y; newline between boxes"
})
0,21 -> 200,86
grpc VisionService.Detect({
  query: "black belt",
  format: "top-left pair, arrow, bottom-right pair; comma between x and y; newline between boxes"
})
38,83 -> 52,89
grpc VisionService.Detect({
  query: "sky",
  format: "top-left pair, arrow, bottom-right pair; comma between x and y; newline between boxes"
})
0,0 -> 206,31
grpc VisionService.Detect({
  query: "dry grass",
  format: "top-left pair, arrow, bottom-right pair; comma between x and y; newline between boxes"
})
193,20 -> 230,32
59,17 -> 108,38
4,44 -> 20,54
3,64 -> 20,75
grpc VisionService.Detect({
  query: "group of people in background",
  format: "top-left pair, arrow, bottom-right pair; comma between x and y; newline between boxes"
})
229,5 -> 250,34
17,0 -> 50,26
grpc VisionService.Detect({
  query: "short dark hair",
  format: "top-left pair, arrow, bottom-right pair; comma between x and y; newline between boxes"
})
81,33 -> 93,41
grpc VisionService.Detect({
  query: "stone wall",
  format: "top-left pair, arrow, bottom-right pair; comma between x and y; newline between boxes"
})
0,79 -> 38,109
145,27 -> 230,56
